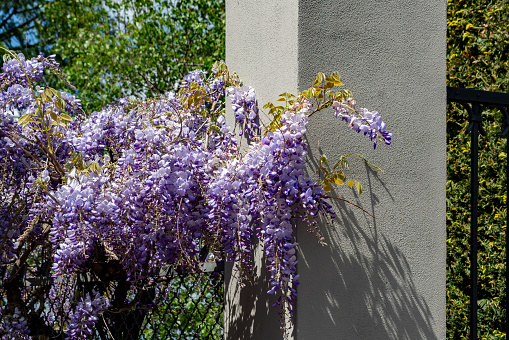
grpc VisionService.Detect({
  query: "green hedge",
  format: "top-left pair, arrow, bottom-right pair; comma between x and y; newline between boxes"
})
447,0 -> 509,338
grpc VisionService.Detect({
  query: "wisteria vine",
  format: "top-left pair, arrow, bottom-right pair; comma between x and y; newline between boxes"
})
0,52 -> 391,338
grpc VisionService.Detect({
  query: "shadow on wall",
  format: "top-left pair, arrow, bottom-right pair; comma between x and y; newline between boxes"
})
224,244 -> 290,340
224,168 -> 438,340
296,163 -> 438,339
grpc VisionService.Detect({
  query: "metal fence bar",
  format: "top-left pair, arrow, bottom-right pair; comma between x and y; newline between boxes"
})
447,87 -> 509,106
468,103 -> 481,340
507,136 -> 509,334
447,86 -> 509,339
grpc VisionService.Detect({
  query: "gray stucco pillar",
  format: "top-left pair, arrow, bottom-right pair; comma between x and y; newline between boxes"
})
225,1 -> 446,339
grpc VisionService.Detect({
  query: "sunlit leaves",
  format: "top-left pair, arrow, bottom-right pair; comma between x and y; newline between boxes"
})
17,114 -> 36,126
263,71 -> 352,134
34,0 -> 225,112
317,152 -> 368,195
17,86 -> 73,133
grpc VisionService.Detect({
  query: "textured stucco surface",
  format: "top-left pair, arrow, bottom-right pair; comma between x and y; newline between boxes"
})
226,1 -> 446,339
224,1 -> 299,339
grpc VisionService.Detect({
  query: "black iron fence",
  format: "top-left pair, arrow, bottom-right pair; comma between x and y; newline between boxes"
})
447,87 -> 509,340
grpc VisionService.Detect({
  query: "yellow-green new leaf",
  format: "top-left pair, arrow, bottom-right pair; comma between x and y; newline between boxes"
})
43,88 -> 54,100
49,87 -> 61,98
323,181 -> 332,192
88,162 -> 101,174
323,81 -> 334,90
55,98 -> 66,111
320,154 -> 328,165
17,114 -> 36,126
335,170 -> 346,182
355,180 -> 363,194
263,102 -> 275,110
60,114 -> 72,122
330,71 -> 343,86
313,72 -> 325,86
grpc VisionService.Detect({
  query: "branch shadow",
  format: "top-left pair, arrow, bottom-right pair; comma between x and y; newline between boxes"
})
225,148 -> 440,339
296,162 -> 438,339
224,245 -> 291,340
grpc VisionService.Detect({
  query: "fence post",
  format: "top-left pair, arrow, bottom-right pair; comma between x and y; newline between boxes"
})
225,1 -> 447,338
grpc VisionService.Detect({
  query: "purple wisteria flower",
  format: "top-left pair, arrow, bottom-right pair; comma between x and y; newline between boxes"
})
332,99 -> 392,148
66,292 -> 110,340
227,85 -> 259,137
0,307 -> 31,340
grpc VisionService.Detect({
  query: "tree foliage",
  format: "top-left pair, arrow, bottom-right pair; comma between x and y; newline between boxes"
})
0,0 -> 42,53
1,0 -> 225,113
447,0 -> 509,338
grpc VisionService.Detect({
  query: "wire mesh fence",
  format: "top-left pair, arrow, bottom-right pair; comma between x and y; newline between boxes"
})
1,257 -> 224,340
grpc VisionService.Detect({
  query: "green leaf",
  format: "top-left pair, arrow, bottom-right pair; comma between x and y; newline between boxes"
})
49,87 -> 61,98
55,98 -> 65,111
43,88 -> 54,100
313,72 -> 325,86
263,102 -> 275,110
50,111 -> 58,121
88,161 -> 101,174
335,170 -> 346,182
278,92 -> 295,99
330,71 -> 343,86
323,82 -> 334,90
320,154 -> 328,165
208,124 -> 221,133
323,181 -> 331,192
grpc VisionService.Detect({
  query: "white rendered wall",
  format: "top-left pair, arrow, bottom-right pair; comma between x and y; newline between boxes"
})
225,1 -> 446,339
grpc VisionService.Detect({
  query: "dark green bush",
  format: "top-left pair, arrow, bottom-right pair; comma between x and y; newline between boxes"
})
447,0 -> 509,338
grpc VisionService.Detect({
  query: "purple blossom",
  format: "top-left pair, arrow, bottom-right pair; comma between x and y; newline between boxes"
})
332,99 -> 392,148
227,85 -> 259,137
0,307 -> 31,339
66,292 -> 110,340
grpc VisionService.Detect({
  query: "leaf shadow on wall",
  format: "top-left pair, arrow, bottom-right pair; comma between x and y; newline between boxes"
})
296,164 -> 439,339
224,236 -> 296,339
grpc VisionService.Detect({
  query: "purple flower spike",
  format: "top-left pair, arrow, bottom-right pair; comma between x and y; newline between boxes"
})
332,100 -> 392,148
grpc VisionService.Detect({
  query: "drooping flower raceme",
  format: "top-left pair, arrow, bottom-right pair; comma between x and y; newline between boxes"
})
227,85 -> 259,137
0,307 -> 31,340
65,292 -> 110,340
332,99 -> 392,148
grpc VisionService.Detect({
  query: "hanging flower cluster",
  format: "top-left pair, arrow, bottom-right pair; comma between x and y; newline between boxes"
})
0,52 -> 390,338
332,98 -> 392,148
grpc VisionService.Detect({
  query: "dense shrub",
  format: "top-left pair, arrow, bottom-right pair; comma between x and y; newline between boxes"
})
447,0 -> 509,338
